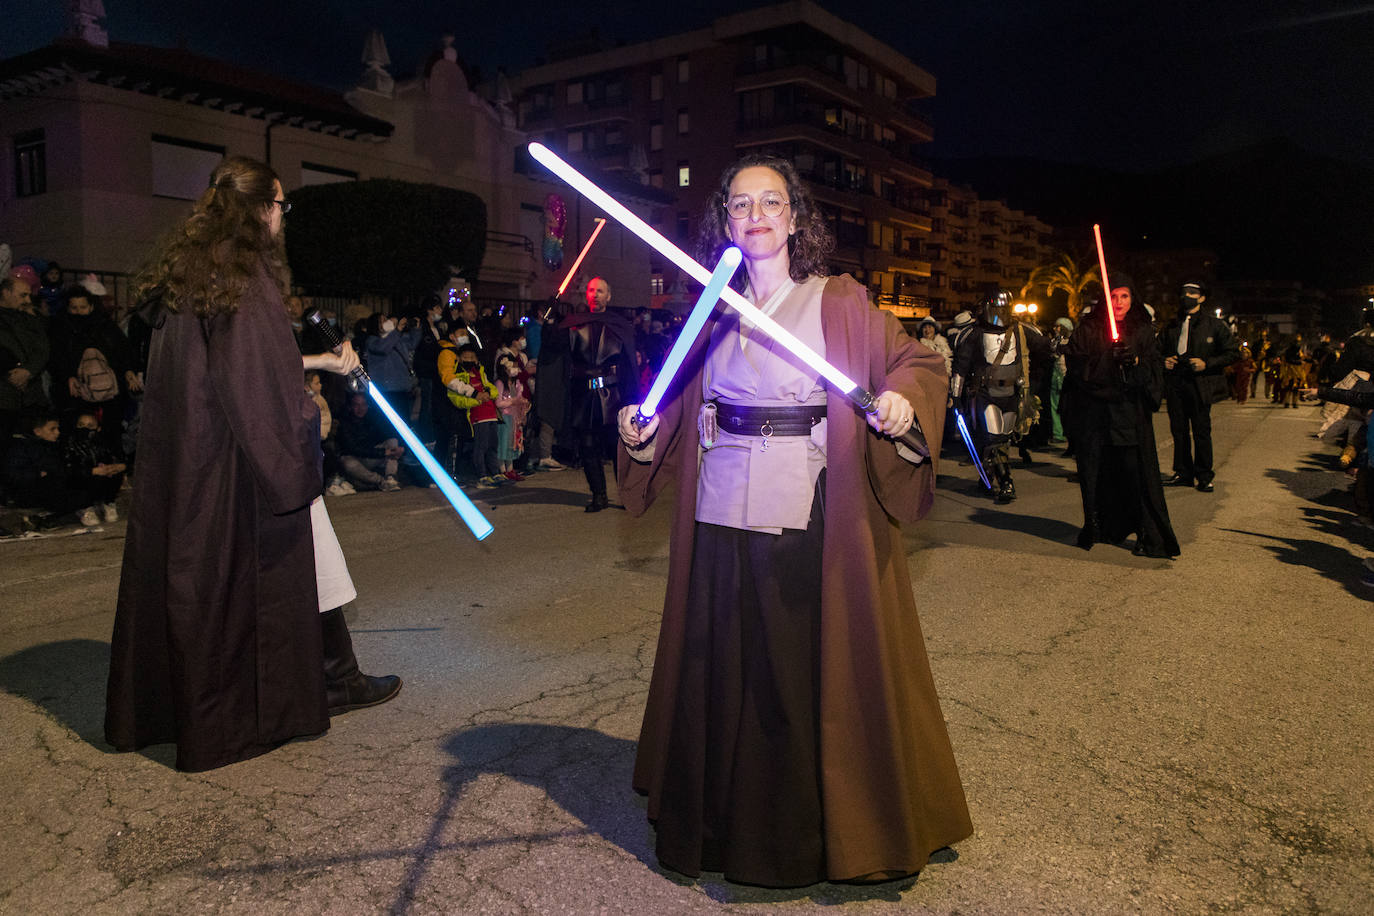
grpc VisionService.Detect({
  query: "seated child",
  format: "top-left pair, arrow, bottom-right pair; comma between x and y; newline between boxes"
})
64,410 -> 127,523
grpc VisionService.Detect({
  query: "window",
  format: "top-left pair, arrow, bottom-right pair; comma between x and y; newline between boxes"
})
677,161 -> 690,187
649,121 -> 663,151
151,135 -> 225,200
651,273 -> 664,296
14,128 -> 46,197
677,108 -> 689,134
300,162 -> 357,186
567,130 -> 584,153
605,126 -> 624,147
567,82 -> 583,105
650,73 -> 663,101
676,211 -> 690,239
677,56 -> 690,83
648,169 -> 663,189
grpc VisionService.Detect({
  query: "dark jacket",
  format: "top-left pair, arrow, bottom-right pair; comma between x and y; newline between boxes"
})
3,432 -> 62,504
1159,309 -> 1239,405
0,307 -> 50,411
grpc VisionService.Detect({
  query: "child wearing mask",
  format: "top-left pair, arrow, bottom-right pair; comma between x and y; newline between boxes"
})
442,344 -> 505,487
63,411 -> 127,522
494,352 -> 531,481
2,411 -> 106,527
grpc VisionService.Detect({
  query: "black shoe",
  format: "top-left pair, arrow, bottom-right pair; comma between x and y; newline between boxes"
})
1132,542 -> 1178,559
1197,481 -> 1214,492
584,494 -> 609,513
1162,473 -> 1191,486
1076,525 -> 1096,550
321,607 -> 402,716
995,482 -> 1017,504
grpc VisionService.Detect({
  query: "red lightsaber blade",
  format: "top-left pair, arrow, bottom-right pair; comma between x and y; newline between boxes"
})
1093,224 -> 1119,342
556,217 -> 607,298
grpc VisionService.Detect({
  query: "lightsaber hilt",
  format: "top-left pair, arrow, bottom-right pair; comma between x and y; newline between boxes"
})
303,309 -> 369,388
851,387 -> 930,457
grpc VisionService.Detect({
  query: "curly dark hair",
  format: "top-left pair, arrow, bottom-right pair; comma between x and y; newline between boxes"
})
135,156 -> 290,317
695,154 -> 834,290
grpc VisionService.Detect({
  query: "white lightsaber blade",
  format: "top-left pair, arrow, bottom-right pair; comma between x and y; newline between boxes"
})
529,142 -> 857,392
527,142 -> 928,455
635,246 -> 741,424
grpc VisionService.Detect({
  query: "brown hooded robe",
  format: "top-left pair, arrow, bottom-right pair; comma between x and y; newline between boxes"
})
105,263 -> 329,772
619,275 -> 972,881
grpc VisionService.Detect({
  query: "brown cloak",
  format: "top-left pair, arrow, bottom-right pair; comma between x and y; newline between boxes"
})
105,263 -> 329,772
619,275 -> 972,880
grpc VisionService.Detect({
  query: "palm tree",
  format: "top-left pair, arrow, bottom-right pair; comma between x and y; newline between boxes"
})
1021,253 -> 1102,321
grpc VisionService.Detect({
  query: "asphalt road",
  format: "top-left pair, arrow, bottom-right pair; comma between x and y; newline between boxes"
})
1,400 -> 1369,914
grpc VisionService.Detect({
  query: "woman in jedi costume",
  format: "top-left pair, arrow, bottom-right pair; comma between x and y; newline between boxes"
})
615,154 -> 971,887
105,156 -> 397,772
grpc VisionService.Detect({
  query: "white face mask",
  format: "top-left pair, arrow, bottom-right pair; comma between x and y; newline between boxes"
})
456,334 -> 470,346
381,320 -> 396,334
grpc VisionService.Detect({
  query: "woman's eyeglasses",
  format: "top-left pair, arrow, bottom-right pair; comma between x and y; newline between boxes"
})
272,199 -> 292,214
724,194 -> 789,220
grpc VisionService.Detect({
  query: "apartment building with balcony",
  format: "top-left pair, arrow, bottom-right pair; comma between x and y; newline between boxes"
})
920,178 -> 1054,320
507,0 -> 938,318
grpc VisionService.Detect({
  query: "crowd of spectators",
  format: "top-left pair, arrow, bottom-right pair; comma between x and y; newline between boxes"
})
1,246 -> 145,534
301,287 -> 689,498
1,228 -> 700,537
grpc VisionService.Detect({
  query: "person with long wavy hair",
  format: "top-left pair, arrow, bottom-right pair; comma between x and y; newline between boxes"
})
614,154 -> 971,886
105,156 -> 395,772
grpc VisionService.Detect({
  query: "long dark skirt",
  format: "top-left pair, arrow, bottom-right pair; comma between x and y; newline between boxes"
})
1076,430 -> 1180,556
652,477 -> 827,887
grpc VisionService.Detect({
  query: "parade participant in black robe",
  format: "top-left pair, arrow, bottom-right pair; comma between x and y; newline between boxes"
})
537,277 -> 638,511
106,157 -> 334,771
1064,275 -> 1179,558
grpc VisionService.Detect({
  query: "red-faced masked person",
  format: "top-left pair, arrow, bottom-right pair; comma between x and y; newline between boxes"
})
1063,275 -> 1180,558
614,154 -> 970,887
104,156 -> 397,772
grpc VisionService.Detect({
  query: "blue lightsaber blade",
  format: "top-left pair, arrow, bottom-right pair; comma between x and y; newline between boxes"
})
954,409 -> 992,489
634,246 -> 741,426
303,310 -> 494,541
365,381 -> 494,540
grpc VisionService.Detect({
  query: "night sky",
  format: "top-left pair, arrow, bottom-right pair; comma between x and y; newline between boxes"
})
7,0 -> 1374,172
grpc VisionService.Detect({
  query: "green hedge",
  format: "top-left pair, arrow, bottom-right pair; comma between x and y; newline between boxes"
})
284,179 -> 487,293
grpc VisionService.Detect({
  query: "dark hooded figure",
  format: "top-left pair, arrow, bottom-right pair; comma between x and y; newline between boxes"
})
1063,274 -> 1180,558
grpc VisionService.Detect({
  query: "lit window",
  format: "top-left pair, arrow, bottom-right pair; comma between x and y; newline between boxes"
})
678,163 -> 690,187
651,274 -> 664,296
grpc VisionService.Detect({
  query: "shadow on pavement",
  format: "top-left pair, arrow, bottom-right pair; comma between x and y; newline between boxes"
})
383,723 -> 941,912
968,507 -> 1081,547
0,638 -> 111,744
1220,528 -> 1368,597
467,484 -> 589,508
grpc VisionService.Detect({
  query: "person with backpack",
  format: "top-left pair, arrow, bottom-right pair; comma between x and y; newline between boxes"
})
48,284 -> 136,456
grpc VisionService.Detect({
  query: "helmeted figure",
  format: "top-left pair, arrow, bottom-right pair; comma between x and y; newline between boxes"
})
950,291 -> 1049,503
